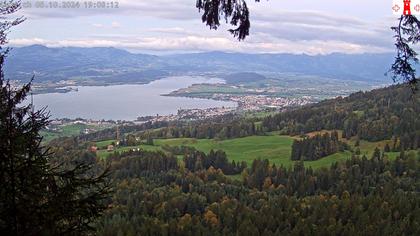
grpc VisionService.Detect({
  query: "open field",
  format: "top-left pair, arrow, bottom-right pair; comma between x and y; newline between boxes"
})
41,123 -> 103,142
97,144 -> 161,159
95,128 -> 410,169
96,140 -> 117,149
155,135 -> 294,165
96,134 -> 356,168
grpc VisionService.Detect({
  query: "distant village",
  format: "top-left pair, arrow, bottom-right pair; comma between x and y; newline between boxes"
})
211,94 -> 313,111
44,94 -> 313,136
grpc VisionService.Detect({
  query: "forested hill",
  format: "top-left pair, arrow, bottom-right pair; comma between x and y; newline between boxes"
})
262,84 -> 420,149
5,45 -> 404,83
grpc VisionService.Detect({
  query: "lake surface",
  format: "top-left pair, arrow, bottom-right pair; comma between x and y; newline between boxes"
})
32,76 -> 236,120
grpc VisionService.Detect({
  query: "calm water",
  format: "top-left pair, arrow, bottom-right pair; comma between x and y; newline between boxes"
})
32,76 -> 236,120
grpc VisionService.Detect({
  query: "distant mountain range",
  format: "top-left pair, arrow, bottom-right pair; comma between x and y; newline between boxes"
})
4,45 -> 400,83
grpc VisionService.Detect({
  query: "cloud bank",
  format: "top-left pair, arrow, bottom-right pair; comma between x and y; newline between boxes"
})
11,0 -> 397,54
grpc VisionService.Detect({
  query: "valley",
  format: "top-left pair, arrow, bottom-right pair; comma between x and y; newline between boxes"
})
3,0 -> 420,234
9,46 -> 392,98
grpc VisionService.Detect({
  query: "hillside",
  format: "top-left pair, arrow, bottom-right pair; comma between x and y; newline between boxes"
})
5,45 -> 167,83
5,45 -> 404,83
164,51 -> 397,81
47,84 -> 420,236
223,72 -> 267,84
261,83 -> 420,150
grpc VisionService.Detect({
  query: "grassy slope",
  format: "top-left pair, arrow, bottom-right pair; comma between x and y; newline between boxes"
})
95,130 -> 406,170
41,124 -> 96,143
96,140 -> 116,149
97,144 -> 161,159
155,135 -> 293,165
96,134 -> 356,168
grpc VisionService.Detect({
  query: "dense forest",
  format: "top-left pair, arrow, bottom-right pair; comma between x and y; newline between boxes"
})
45,135 -> 420,236
183,149 -> 247,175
262,84 -> 420,149
138,119 -> 260,140
78,113 -> 245,142
91,146 -> 419,235
291,131 -> 347,161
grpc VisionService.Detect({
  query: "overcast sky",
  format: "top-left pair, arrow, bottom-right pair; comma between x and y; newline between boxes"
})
8,0 -> 397,55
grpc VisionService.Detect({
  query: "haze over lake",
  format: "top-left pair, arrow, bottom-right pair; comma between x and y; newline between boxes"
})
32,76 -> 236,120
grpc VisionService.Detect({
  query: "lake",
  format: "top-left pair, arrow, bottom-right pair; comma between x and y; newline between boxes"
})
32,76 -> 236,120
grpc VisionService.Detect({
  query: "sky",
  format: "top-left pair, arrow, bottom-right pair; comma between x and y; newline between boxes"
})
8,0 -> 397,55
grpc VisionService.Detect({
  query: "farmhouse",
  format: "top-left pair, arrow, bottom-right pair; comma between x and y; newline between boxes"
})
107,145 -> 115,152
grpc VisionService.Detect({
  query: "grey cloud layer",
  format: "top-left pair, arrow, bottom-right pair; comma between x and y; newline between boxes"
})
15,0 -> 396,54
250,10 -> 393,48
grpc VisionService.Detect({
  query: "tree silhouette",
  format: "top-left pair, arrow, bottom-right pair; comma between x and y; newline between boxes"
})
196,0 -> 260,40
0,2 -> 110,235
390,15 -> 420,86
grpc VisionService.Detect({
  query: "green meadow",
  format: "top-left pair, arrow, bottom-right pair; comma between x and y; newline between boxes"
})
42,123 -> 111,143
41,124 -> 95,142
96,143 -> 161,159
155,135 -> 294,166
96,134 -> 360,168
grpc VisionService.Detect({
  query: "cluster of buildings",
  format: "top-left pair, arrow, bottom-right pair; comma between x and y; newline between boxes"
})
46,94 -> 313,138
211,94 -> 313,111
136,94 -> 312,123
177,107 -> 236,120
46,119 -> 120,135
141,106 -> 236,123
49,118 -> 117,127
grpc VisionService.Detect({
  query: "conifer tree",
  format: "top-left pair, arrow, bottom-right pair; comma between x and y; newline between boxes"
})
384,143 -> 391,153
372,147 -> 382,161
0,2 -> 110,235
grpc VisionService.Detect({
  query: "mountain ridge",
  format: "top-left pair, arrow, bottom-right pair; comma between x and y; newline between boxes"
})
5,45 -> 399,83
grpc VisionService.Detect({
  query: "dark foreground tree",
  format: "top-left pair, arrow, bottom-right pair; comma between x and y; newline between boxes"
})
0,2 -> 110,235
390,15 -> 420,86
196,0 -> 259,40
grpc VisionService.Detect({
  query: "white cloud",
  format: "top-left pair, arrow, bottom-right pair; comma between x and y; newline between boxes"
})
111,21 -> 121,28
11,0 -> 397,54
91,23 -> 104,28
9,35 -> 392,55
148,27 -> 193,35
90,22 -> 122,29
247,9 -> 394,48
